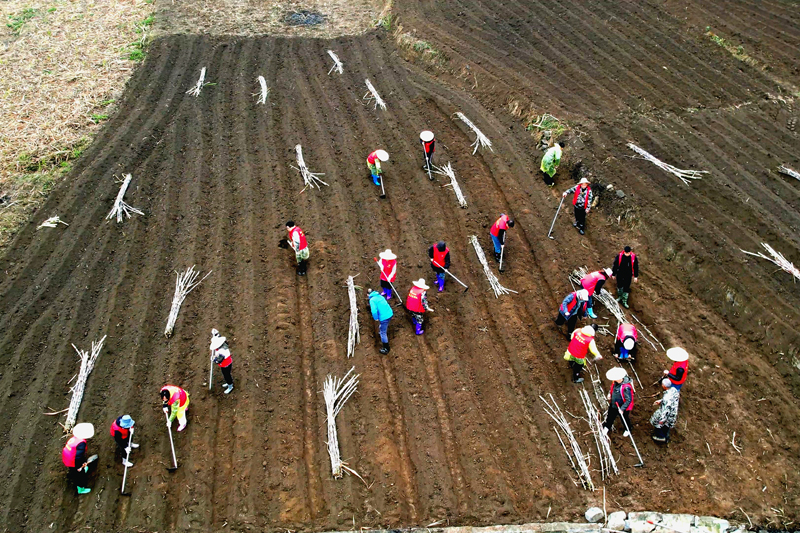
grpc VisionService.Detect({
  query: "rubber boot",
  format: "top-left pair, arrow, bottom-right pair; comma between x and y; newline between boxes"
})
372,174 -> 381,186
383,288 -> 392,299
224,383 -> 234,394
414,318 -> 424,335
616,288 -> 623,302
621,291 -> 630,309
77,487 -> 91,495
587,307 -> 598,319
297,260 -> 307,276
437,273 -> 445,292
494,252 -> 501,263
122,459 -> 134,468
379,342 -> 390,354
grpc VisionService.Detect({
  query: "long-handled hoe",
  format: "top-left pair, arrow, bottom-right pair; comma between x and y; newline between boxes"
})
616,403 -> 644,467
548,196 -> 565,240
431,259 -> 469,292
372,258 -> 403,305
164,412 -> 178,472
499,237 -> 507,273
379,173 -> 386,199
422,146 -> 433,181
121,427 -> 135,496
208,348 -> 214,391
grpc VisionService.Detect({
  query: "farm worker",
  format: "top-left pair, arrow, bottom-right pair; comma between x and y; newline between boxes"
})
612,246 -> 639,309
160,385 -> 190,432
376,249 -> 397,299
62,423 -> 95,495
555,288 -> 590,335
489,213 -> 515,262
110,415 -> 138,467
603,367 -> 635,437
286,220 -> 309,276
540,141 -> 565,186
562,177 -> 592,235
210,328 -> 234,394
367,149 -> 389,186
368,289 -> 394,354
651,379 -> 680,443
563,325 -> 602,384
614,323 -> 639,361
420,130 -> 435,170
663,347 -> 689,390
406,278 -> 435,335
428,240 -> 450,292
580,267 -> 612,319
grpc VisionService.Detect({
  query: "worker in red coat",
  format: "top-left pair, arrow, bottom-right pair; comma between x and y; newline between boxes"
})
366,149 -> 389,186
555,288 -> 590,335
562,177 -> 592,235
614,323 -> 638,361
428,241 -> 451,292
612,246 -> 639,309
420,130 -> 435,171
580,267 -> 612,319
663,347 -> 689,390
376,249 -> 397,299
62,423 -> 96,495
161,385 -> 190,432
210,328 -> 234,394
406,278 -> 435,335
563,325 -> 603,383
110,415 -> 138,467
603,367 -> 635,437
489,213 -> 515,262
286,221 -> 309,276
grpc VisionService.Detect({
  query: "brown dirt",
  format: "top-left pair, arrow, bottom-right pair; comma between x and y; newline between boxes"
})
0,1 -> 799,532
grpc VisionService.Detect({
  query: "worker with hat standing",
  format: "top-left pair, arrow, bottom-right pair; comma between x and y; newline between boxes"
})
367,149 -> 389,186
562,178 -> 593,235
563,325 -> 603,383
555,288 -> 590,335
210,328 -> 234,394
580,267 -> 612,319
650,378 -> 680,443
663,347 -> 689,390
62,423 -> 96,494
540,141 -> 565,186
406,278 -> 435,335
110,415 -> 139,467
160,385 -> 190,432
614,323 -> 639,361
490,213 -> 515,263
376,249 -> 398,300
603,367 -> 635,437
612,246 -> 639,309
420,131 -> 435,172
428,241 -> 451,292
285,220 -> 310,276
368,288 -> 394,354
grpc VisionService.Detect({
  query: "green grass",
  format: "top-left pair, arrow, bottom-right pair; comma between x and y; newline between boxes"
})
126,14 -> 154,61
7,8 -> 38,35
377,14 -> 393,31
705,28 -> 758,66
90,113 -> 109,123
15,137 -> 90,173
526,114 -> 566,138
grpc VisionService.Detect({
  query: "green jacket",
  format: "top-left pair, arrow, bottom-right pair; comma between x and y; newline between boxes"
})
540,145 -> 562,178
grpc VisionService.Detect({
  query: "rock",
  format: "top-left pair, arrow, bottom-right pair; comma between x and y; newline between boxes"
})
616,190 -> 626,198
586,507 -> 605,523
607,511 -> 627,531
696,517 -> 730,533
629,521 -> 656,533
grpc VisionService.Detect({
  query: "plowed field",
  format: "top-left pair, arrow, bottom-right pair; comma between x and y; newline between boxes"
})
1,1 -> 799,532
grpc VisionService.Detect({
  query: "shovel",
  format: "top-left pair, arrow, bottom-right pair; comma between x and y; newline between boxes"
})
81,454 -> 98,471
499,238 -> 506,273
373,257 -> 403,305
548,196 -> 565,240
164,411 -> 178,472
431,259 -> 469,292
121,427 -> 135,496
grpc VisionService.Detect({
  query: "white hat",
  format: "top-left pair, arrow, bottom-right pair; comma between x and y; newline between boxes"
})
667,347 -> 689,362
606,367 -> 627,381
412,278 -> 430,290
576,289 -> 589,301
581,325 -> 596,336
420,130 -> 434,142
604,267 -> 613,277
379,249 -> 396,260
210,334 -> 226,351
623,338 -> 635,350
72,423 -> 95,440
375,149 -> 389,162
578,177 -> 590,185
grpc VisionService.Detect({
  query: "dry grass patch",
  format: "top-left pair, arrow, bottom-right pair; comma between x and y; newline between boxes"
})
0,0 -> 154,250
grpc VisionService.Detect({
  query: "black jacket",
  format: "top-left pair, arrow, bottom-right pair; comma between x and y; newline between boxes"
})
613,252 -> 639,284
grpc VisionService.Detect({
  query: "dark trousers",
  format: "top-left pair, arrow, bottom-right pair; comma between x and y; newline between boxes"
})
221,364 -> 233,386
652,425 -> 671,443
68,465 -> 90,488
542,171 -> 555,186
574,206 -> 586,230
616,278 -> 632,294
380,280 -> 391,290
569,361 -> 584,381
604,407 -> 632,433
555,312 -> 579,334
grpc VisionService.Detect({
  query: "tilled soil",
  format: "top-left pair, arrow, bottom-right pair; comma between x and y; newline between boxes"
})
0,2 -> 799,532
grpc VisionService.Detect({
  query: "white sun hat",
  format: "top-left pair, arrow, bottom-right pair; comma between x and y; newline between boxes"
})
623,338 -> 635,350
379,249 -> 396,260
578,177 -> 590,185
412,278 -> 430,290
581,325 -> 596,336
606,367 -> 628,381
576,289 -> 589,300
375,149 -> 389,162
420,130 -> 434,142
210,334 -> 226,351
72,423 -> 95,440
667,347 -> 689,362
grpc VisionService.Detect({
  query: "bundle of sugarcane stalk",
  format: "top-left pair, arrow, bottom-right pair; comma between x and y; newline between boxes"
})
255,76 -> 269,104
327,50 -> 343,75
433,162 -> 467,208
570,267 -> 626,324
323,367 -> 359,478
186,67 -> 207,97
579,388 -> 618,480
741,242 -> 800,283
293,144 -> 328,191
37,216 -> 68,229
540,393 -> 594,490
363,79 -> 386,110
455,112 -> 493,154
106,174 -> 143,223
584,362 -> 609,413
65,336 -> 107,431
470,235 -> 517,297
346,276 -> 359,358
165,266 -> 212,337
778,165 -> 800,182
627,143 -> 707,185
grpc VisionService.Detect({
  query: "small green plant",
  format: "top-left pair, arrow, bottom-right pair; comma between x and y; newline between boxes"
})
99,98 -> 116,106
128,48 -> 145,61
7,8 -> 38,34
705,29 -> 758,67
90,114 -> 109,123
47,7 -> 57,13
377,14 -> 393,31
525,113 -> 566,138
413,40 -> 432,53
134,15 -> 154,33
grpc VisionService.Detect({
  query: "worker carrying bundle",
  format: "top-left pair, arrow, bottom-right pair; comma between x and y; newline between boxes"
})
110,415 -> 139,467
376,249 -> 397,300
614,323 -> 638,361
62,423 -> 96,495
366,149 -> 389,186
160,385 -> 190,432
563,325 -> 603,383
210,328 -> 234,394
406,278 -> 435,335
580,267 -> 612,319
428,241 -> 451,292
420,131 -> 435,171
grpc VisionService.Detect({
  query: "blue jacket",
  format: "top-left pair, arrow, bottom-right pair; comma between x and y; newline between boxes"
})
369,291 -> 394,321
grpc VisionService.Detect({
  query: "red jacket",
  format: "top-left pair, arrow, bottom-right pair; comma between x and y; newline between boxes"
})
62,436 -> 86,468
573,185 -> 591,206
161,385 -> 188,408
378,258 -> 397,282
668,360 -> 688,386
567,331 -> 593,360
288,226 -> 307,251
610,380 -> 635,411
110,418 -> 130,441
422,139 -> 435,155
213,347 -> 232,368
580,270 -> 606,294
616,323 -> 638,342
406,286 -> 426,313
490,215 -> 510,237
367,151 -> 381,164
432,246 -> 449,269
